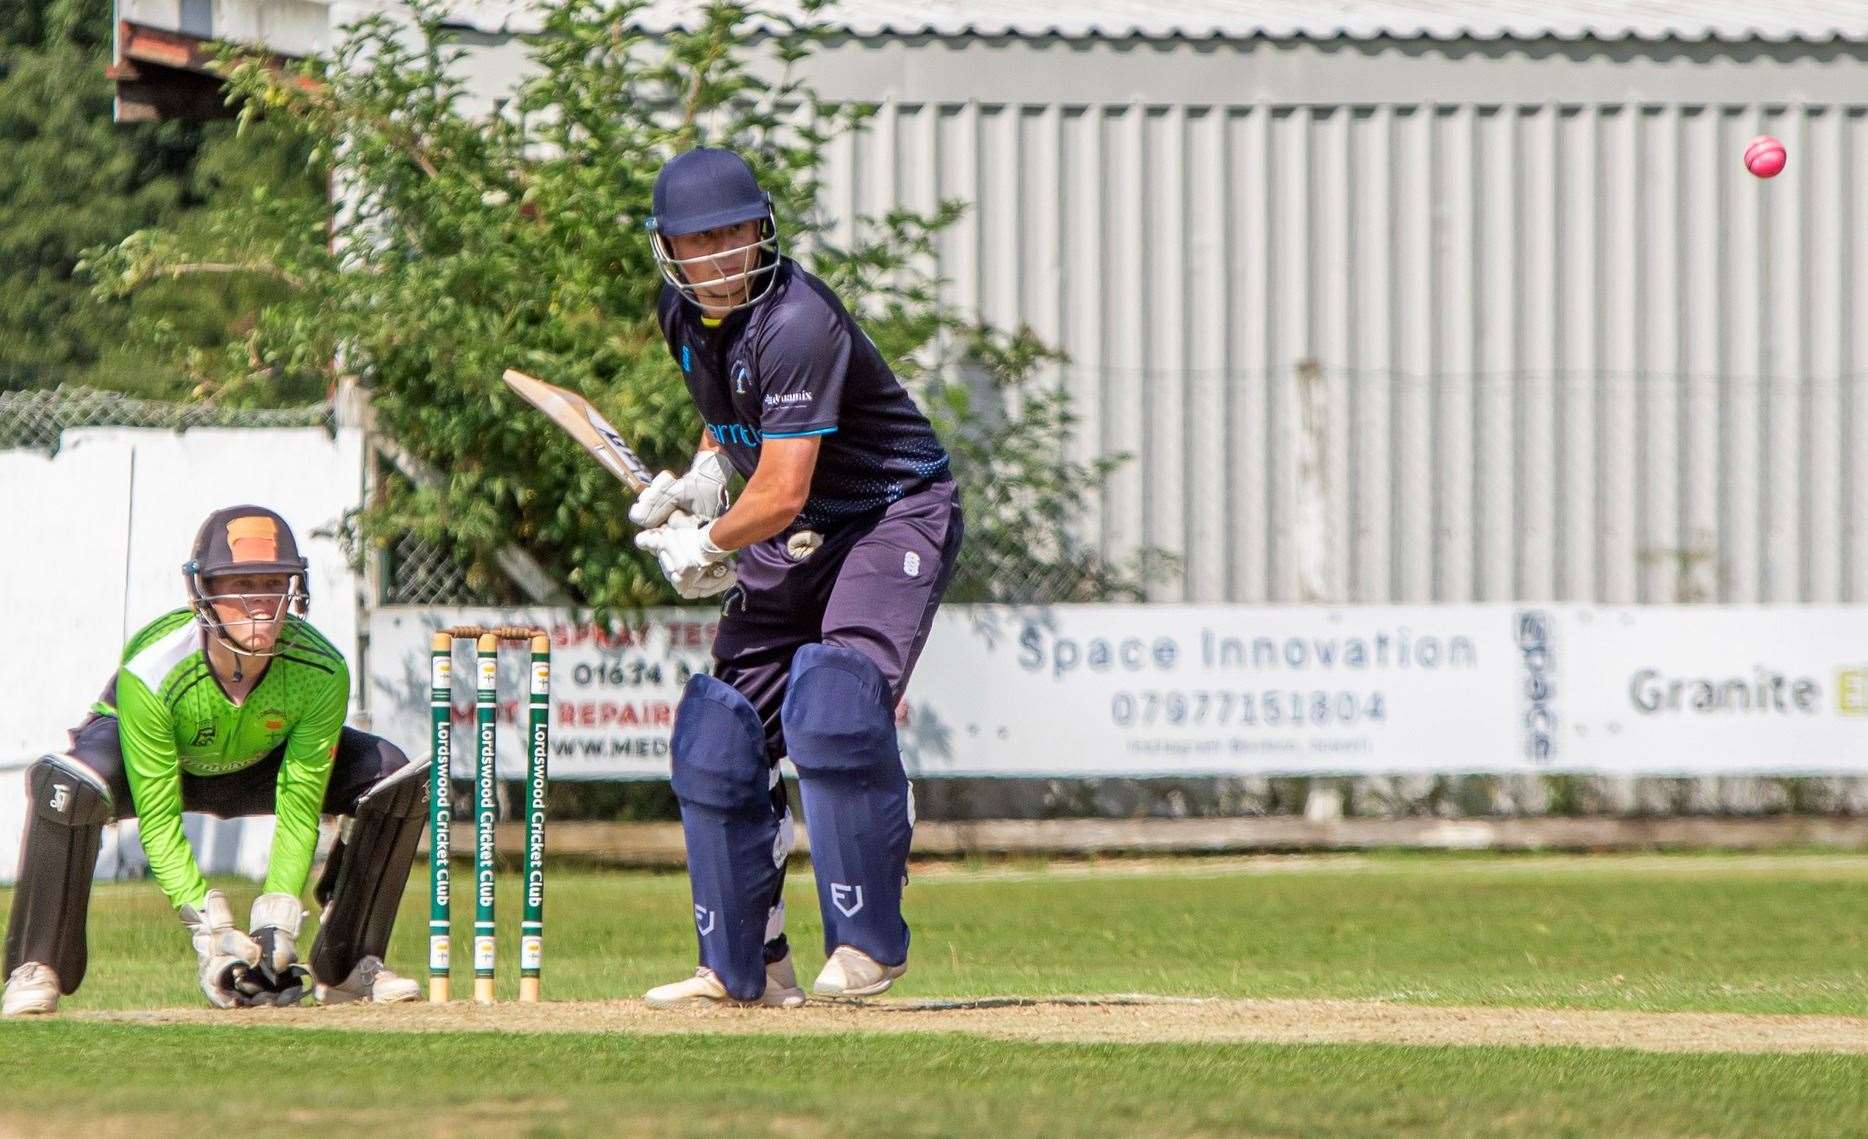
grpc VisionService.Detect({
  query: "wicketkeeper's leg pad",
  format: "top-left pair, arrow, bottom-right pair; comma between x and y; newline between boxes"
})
671,675 -> 784,1001
309,750 -> 428,986
4,756 -> 112,991
782,644 -> 912,966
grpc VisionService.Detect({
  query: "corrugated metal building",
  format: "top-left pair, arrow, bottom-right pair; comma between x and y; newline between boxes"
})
115,2 -> 1868,605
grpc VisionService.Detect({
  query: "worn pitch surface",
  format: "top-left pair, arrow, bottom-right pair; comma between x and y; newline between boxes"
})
81,994 -> 1868,1054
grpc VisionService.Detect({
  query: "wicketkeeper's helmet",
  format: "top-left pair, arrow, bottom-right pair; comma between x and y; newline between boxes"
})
183,505 -> 311,660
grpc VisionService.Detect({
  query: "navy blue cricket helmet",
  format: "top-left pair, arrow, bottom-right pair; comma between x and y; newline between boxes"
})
646,147 -> 782,312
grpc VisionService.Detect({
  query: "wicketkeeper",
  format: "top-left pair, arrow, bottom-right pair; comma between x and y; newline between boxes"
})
3,505 -> 427,1015
633,147 -> 963,1007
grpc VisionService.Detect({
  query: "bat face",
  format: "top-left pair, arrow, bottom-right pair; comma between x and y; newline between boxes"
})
501,367 -> 731,580
502,369 -> 653,492
581,406 -> 655,488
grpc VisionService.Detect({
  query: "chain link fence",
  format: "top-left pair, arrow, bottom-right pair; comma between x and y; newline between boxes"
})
944,533 -> 1167,605
0,386 -> 334,453
945,558 -> 1079,605
384,531 -> 490,605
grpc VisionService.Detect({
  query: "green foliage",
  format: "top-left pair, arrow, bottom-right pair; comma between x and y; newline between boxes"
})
86,116 -> 330,404
0,0 -> 187,389
0,0 -> 324,396
935,323 -> 1172,601
1,0 -> 111,54
89,0 -> 1158,605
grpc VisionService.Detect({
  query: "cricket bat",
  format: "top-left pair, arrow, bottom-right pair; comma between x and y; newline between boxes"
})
503,368 -> 661,493
501,368 -> 729,577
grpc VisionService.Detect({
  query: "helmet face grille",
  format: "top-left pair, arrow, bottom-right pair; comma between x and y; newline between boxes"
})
651,217 -> 783,313
189,574 -> 312,662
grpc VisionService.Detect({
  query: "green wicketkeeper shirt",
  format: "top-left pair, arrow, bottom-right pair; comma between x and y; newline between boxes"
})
98,609 -> 351,911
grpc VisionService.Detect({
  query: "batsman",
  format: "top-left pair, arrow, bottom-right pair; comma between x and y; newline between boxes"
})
3,506 -> 427,1014
634,148 -> 963,1006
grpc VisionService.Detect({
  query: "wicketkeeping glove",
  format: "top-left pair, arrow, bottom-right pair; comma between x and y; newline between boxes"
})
628,449 -> 733,529
178,890 -> 263,1009
244,891 -> 309,1006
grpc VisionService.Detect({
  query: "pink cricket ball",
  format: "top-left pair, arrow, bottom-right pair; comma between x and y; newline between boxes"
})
1744,135 -> 1787,179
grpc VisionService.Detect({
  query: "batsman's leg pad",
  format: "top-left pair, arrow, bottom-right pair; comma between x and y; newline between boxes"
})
782,645 -> 912,966
309,752 -> 428,986
671,675 -> 783,1001
4,757 -> 112,991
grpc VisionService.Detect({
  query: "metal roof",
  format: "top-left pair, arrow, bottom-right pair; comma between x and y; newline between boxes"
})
430,0 -> 1868,43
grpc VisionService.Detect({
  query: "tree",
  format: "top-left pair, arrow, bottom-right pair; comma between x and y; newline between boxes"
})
0,0 -> 324,396
0,0 -> 182,388
86,0 -> 1165,604
2,0 -> 110,55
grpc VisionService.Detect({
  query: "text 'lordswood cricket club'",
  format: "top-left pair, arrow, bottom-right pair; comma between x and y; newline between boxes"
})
1016,623 -> 1480,680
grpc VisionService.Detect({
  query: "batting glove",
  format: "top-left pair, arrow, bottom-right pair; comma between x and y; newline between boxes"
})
636,521 -> 737,600
628,449 -> 733,529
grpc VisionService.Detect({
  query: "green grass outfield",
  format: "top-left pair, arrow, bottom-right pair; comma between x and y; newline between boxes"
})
3,852 -> 1867,1136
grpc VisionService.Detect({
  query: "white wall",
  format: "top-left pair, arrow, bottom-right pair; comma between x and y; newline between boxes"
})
0,425 -> 367,883
0,425 -> 367,758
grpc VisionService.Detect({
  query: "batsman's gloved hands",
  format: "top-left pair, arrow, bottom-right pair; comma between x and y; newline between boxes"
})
636,520 -> 737,600
179,889 -> 263,1009
628,449 -> 733,529
243,891 -> 309,1006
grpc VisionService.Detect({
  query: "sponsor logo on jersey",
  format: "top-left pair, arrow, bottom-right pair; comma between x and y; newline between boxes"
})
191,720 -> 217,747
707,421 -> 763,448
191,756 -> 255,775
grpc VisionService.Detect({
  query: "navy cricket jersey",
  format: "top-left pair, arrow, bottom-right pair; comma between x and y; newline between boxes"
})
656,258 -> 951,530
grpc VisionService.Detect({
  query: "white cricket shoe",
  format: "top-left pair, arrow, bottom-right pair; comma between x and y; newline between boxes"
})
644,954 -> 806,1009
314,956 -> 421,1005
812,946 -> 906,999
2,962 -> 60,1016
